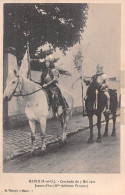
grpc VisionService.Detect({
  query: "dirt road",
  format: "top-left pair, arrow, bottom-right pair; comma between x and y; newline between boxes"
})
3,117 -> 120,173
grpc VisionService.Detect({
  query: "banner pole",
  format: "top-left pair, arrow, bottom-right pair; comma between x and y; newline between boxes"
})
81,58 -> 85,116
27,41 -> 31,80
79,40 -> 85,116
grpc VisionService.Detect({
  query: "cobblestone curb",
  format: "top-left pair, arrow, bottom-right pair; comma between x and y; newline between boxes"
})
4,107 -> 85,130
3,113 -> 120,161
67,113 -> 120,136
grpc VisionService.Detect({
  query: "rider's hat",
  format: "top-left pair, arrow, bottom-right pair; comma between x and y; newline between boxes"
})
96,64 -> 103,69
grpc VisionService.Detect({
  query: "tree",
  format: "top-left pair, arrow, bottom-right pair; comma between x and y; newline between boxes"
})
4,3 -> 88,66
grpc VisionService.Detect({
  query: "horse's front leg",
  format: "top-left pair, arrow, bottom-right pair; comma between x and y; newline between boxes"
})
103,112 -> 109,137
59,114 -> 69,143
96,113 -> 102,143
88,114 -> 94,143
29,120 -> 36,153
40,117 -> 47,151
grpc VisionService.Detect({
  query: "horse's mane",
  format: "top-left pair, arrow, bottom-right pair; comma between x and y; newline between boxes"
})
87,80 -> 97,95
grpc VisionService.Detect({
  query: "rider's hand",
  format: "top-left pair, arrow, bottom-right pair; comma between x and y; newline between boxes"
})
83,77 -> 87,82
43,84 -> 48,88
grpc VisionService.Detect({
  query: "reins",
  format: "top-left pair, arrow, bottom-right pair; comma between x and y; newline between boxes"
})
14,87 -> 43,97
13,76 -> 43,97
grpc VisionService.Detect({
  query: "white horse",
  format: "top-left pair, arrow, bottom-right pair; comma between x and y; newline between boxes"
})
3,68 -> 74,152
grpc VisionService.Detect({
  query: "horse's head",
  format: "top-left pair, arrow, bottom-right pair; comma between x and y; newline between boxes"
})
3,69 -> 21,101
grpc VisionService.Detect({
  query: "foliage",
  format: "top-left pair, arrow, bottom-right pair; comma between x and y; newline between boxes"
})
4,3 -> 88,66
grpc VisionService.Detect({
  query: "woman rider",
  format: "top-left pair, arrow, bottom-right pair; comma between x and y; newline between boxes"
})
40,57 -> 68,117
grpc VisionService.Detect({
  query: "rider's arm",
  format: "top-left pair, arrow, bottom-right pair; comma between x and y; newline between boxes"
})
43,69 -> 59,87
52,69 -> 59,83
84,79 -> 90,86
101,74 -> 109,89
83,76 -> 93,86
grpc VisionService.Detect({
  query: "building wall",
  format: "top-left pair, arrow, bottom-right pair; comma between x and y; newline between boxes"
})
8,69 -> 82,116
30,70 -> 85,107
8,69 -> 120,116
4,53 -> 120,117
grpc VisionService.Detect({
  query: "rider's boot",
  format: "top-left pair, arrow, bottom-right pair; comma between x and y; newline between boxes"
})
104,94 -> 111,115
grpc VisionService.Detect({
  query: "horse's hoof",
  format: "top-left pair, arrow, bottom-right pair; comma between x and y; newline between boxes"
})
103,132 -> 108,137
96,138 -> 101,143
62,139 -> 67,144
111,132 -> 116,136
87,138 -> 93,143
41,146 -> 46,152
61,138 -> 67,145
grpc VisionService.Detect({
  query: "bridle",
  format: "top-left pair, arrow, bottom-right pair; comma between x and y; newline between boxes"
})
13,75 -> 43,97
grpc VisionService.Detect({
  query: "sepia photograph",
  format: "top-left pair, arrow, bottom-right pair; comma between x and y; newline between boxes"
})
1,1 -> 125,194
2,2 -> 121,173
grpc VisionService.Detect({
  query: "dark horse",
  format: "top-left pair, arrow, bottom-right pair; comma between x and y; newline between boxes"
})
85,81 -> 117,143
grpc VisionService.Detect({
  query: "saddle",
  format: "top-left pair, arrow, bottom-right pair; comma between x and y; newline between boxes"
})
43,88 -> 68,113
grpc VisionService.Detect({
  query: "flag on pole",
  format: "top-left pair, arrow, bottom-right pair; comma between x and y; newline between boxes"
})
20,42 -> 31,79
72,42 -> 85,116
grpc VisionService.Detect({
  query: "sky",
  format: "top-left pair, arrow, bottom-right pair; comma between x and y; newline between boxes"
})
55,3 -> 121,79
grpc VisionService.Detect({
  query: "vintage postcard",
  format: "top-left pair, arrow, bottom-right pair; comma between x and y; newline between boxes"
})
0,0 -> 125,194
